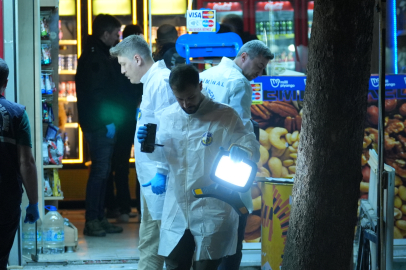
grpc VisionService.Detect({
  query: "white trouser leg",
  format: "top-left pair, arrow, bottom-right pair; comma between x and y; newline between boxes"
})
137,194 -> 164,270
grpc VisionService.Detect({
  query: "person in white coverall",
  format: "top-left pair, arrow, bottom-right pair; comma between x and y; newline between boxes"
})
110,34 -> 176,270
137,64 -> 260,270
200,40 -> 273,270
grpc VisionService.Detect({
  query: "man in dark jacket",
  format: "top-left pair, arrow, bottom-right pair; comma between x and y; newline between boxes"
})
105,24 -> 144,222
75,14 -> 123,236
0,58 -> 39,270
153,24 -> 185,70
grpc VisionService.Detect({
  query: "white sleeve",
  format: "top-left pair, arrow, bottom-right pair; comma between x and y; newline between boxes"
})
228,79 -> 252,129
227,111 -> 260,163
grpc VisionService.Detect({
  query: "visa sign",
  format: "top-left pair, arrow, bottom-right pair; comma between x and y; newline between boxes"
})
187,10 -> 216,32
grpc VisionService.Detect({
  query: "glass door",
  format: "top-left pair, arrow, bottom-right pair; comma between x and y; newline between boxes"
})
254,1 -> 296,75
58,0 -> 84,164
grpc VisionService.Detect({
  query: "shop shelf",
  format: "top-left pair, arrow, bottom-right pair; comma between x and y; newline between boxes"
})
44,191 -> 64,201
59,70 -> 76,75
44,164 -> 63,169
59,96 -> 77,102
60,40 -> 77,45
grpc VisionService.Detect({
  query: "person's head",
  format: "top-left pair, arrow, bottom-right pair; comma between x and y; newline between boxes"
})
92,14 -> 121,47
169,64 -> 203,114
156,24 -> 178,47
222,14 -> 244,36
122,24 -> 143,39
235,40 -> 274,81
110,35 -> 154,84
0,58 -> 9,95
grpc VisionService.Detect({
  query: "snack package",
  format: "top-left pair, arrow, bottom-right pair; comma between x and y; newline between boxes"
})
45,124 -> 58,141
52,169 -> 62,197
56,135 -> 64,158
43,139 -> 49,165
41,44 -> 52,65
44,171 -> 53,196
40,17 -> 49,37
48,140 -> 62,164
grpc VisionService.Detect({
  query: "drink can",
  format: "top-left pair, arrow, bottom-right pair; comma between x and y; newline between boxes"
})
67,54 -> 73,70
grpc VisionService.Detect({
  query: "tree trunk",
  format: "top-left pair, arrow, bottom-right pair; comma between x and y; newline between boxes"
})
282,1 -> 375,269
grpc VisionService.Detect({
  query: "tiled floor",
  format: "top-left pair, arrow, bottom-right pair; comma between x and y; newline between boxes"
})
20,209 -> 261,269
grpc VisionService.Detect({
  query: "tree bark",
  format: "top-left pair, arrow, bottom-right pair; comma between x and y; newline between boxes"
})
282,1 -> 375,269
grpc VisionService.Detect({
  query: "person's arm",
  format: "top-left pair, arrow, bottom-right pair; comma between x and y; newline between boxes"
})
17,144 -> 38,204
228,79 -> 252,129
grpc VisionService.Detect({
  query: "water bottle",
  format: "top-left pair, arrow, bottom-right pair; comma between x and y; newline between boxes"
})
22,219 -> 42,255
42,205 -> 64,254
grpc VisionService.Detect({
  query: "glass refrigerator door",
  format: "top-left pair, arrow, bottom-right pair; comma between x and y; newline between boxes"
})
59,0 -> 84,164
255,1 -> 296,75
149,0 -> 188,54
203,2 -> 244,24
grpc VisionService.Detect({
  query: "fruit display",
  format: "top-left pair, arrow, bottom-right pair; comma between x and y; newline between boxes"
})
363,92 -> 406,239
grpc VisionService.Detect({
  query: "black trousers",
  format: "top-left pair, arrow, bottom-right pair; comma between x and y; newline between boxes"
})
165,230 -> 222,270
0,204 -> 20,270
105,123 -> 135,215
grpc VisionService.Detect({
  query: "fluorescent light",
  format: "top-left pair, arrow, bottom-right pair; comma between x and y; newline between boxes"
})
288,44 -> 295,52
215,156 -> 252,187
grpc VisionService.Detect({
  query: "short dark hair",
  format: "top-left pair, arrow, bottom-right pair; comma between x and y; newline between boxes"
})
0,58 -> 9,87
169,64 -> 199,92
92,14 -> 121,38
222,14 -> 244,35
157,24 -> 178,43
122,24 -> 143,39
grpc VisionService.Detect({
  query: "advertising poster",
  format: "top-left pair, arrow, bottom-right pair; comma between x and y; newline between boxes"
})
245,75 -> 406,246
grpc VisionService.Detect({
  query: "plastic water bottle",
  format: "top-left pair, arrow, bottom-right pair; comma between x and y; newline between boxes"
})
42,205 -> 64,254
22,219 -> 42,255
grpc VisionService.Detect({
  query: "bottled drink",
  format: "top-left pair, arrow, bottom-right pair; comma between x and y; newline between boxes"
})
287,20 -> 293,34
280,21 -> 287,35
274,21 -> 280,35
22,219 -> 43,255
265,22 -> 271,34
43,205 -> 65,254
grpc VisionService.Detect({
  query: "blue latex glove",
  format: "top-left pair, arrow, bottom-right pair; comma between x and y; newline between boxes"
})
142,173 -> 167,194
24,203 -> 39,224
137,126 -> 148,143
230,146 -> 248,163
106,123 -> 116,138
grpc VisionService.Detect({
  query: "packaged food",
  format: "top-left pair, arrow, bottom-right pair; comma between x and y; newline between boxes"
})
52,169 -> 62,197
44,171 -> 53,197
41,44 -> 52,65
43,139 -> 49,165
40,17 -> 49,37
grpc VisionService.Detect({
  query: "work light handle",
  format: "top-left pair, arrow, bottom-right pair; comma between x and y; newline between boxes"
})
228,144 -> 253,159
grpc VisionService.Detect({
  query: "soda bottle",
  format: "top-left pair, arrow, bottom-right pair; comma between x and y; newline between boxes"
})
280,21 -> 286,35
43,205 -> 65,254
287,21 -> 293,34
22,219 -> 43,255
274,21 -> 280,35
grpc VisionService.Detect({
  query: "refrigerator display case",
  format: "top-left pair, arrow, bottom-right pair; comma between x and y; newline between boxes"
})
149,0 -> 188,53
201,1 -> 247,30
58,0 -> 83,164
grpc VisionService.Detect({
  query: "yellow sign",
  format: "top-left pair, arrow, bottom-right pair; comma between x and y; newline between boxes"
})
59,0 -> 76,16
151,0 -> 186,15
260,182 -> 292,270
93,0 -> 131,15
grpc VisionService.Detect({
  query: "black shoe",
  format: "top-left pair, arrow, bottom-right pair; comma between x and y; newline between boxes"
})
84,219 -> 107,237
100,217 -> 123,233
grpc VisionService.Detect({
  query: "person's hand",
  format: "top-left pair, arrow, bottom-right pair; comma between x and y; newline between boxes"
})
106,123 -> 116,138
230,146 -> 248,163
137,126 -> 148,143
24,203 -> 39,224
142,173 -> 167,194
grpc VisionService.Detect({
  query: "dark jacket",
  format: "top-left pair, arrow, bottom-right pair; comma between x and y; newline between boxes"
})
0,95 -> 25,206
75,36 -> 123,132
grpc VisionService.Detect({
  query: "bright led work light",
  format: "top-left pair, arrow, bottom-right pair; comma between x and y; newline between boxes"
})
193,145 -> 257,215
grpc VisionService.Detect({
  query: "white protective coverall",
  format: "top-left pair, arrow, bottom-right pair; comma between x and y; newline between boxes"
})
153,96 -> 260,261
136,60 -> 176,220
200,57 -> 256,211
